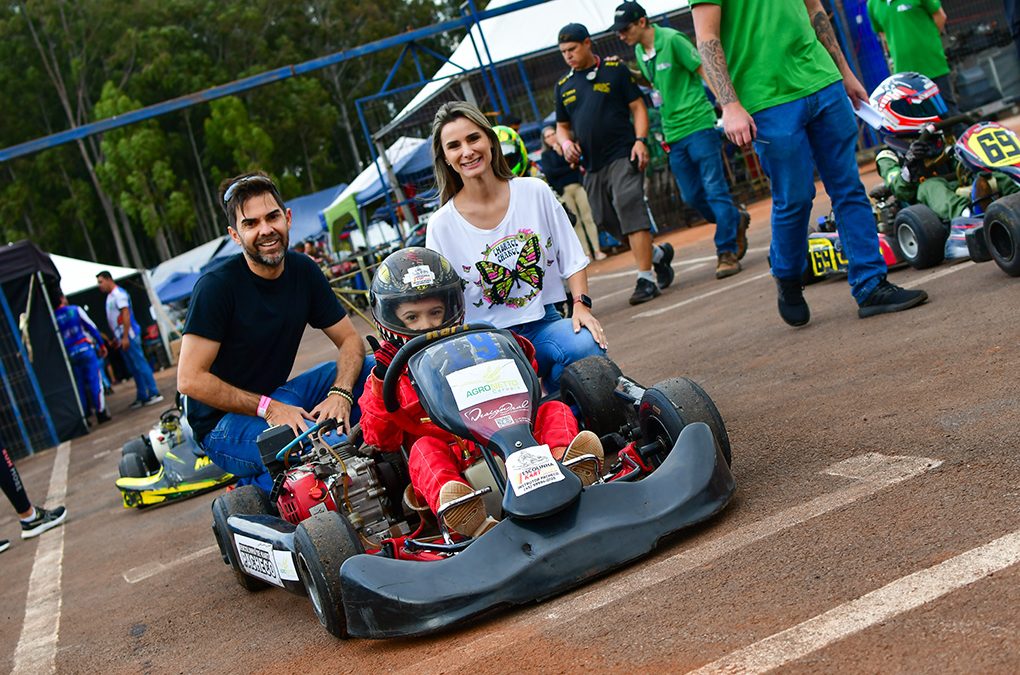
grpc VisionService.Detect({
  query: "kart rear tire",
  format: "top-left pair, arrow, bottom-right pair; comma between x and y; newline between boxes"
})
294,511 -> 365,638
122,436 -> 159,473
118,453 -> 149,478
638,378 -> 731,468
983,194 -> 1020,276
559,356 -> 631,437
211,486 -> 273,592
895,205 -> 946,269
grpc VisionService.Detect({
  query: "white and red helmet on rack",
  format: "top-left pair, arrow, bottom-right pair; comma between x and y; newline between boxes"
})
869,72 -> 948,135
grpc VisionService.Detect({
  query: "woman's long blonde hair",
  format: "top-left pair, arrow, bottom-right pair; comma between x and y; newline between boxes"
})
430,101 -> 515,205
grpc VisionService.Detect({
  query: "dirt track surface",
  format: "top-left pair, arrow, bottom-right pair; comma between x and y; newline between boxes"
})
3,166 -> 1020,674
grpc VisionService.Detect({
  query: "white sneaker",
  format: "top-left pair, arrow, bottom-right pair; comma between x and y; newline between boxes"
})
143,394 -> 164,406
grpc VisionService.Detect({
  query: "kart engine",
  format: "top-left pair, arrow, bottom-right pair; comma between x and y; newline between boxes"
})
272,436 -> 409,542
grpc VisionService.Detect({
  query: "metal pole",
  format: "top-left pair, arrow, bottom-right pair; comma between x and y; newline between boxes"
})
516,59 -> 541,121
467,0 -> 512,115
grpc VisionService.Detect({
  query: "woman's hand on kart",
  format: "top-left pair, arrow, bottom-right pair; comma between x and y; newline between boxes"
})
264,400 -> 315,436
572,305 -> 608,350
721,102 -> 756,148
310,394 -> 352,432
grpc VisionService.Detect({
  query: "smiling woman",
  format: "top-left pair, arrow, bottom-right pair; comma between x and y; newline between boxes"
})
424,101 -> 607,396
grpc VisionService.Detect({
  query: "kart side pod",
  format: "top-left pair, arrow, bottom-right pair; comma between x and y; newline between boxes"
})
339,421 -> 735,639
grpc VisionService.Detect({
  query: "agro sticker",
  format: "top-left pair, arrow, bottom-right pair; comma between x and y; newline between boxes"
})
505,444 -> 565,497
403,264 -> 436,288
234,534 -> 283,587
447,359 -> 528,411
273,550 -> 299,582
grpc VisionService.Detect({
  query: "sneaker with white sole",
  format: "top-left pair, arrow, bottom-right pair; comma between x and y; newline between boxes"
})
129,400 -> 145,410
561,430 -> 604,486
437,481 -> 487,537
0,539 -> 9,553
143,394 -> 165,406
21,505 -> 67,539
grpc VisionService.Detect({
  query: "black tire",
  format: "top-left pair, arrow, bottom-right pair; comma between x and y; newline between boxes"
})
210,486 -> 273,592
122,436 -> 159,473
983,194 -> 1020,276
895,205 -> 947,269
118,453 -> 148,478
638,377 -> 731,468
559,356 -> 631,437
294,511 -> 365,638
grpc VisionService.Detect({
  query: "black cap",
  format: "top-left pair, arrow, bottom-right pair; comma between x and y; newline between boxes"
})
558,23 -> 590,44
610,2 -> 647,32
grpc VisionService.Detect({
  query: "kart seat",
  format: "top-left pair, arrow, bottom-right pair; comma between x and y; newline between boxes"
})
178,394 -> 206,457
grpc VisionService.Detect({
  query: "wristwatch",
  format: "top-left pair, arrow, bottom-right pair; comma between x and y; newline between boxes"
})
634,136 -> 648,145
573,294 -> 593,309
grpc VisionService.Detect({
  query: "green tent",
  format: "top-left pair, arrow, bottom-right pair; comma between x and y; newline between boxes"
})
321,193 -> 368,253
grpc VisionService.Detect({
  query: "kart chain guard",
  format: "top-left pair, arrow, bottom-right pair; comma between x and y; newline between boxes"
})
339,422 -> 735,638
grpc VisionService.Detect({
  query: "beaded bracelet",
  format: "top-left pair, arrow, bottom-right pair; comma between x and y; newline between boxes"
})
328,387 -> 354,405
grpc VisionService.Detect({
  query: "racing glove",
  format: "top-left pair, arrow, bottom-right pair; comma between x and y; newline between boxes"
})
368,336 -> 399,381
903,139 -> 935,183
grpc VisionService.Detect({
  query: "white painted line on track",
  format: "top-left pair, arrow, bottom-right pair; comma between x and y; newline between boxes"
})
901,260 -> 974,288
13,441 -> 71,675
598,264 -> 709,302
92,449 -> 112,459
123,545 -> 220,584
691,528 -> 1020,674
401,453 -> 940,674
632,271 -> 772,318
590,247 -> 770,282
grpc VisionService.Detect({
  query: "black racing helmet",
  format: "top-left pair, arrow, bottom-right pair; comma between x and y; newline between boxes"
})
370,247 -> 466,345
493,124 -> 529,177
870,72 -> 948,135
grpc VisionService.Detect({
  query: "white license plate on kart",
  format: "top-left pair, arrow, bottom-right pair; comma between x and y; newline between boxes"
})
234,533 -> 298,586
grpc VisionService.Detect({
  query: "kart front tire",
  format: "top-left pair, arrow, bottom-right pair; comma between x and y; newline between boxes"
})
895,205 -> 946,269
983,194 -> 1020,276
294,511 -> 365,638
211,486 -> 273,592
118,453 -> 149,478
559,356 -> 631,437
122,436 -> 159,473
639,378 -> 731,468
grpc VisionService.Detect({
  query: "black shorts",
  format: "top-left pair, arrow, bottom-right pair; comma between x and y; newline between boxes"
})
582,156 -> 653,238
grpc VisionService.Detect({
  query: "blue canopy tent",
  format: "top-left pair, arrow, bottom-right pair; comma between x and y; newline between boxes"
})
155,271 -> 202,304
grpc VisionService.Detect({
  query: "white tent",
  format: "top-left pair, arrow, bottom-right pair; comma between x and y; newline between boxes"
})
148,236 -> 228,288
391,0 -> 691,127
328,136 -> 425,208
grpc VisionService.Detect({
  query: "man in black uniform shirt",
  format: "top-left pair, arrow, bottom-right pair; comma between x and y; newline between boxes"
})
177,172 -> 367,492
554,22 -> 674,306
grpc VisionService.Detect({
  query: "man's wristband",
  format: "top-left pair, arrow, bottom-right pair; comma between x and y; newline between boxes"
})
560,140 -> 573,153
634,136 -> 648,145
257,395 -> 272,419
328,387 -> 354,405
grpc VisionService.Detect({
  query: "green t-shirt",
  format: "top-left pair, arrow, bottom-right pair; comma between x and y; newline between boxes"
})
635,26 -> 718,143
867,0 -> 949,79
689,0 -> 842,115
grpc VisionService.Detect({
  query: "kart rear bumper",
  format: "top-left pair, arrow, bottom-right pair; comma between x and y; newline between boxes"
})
340,422 -> 735,638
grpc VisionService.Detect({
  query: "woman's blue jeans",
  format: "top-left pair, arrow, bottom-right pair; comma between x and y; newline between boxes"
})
510,305 -> 606,395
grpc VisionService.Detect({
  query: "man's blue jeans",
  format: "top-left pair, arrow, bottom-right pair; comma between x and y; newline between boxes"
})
203,359 -> 372,493
122,335 -> 159,402
668,128 -> 742,255
752,81 -> 887,304
511,305 -> 606,396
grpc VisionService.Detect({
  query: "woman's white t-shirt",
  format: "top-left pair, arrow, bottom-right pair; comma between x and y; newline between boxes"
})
426,177 -> 589,327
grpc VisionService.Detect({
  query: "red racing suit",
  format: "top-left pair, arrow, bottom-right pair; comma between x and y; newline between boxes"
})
358,334 -> 579,514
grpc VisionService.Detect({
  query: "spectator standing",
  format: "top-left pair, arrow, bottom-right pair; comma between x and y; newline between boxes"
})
690,0 -> 928,324
866,0 -> 957,114
54,295 -> 111,424
540,125 -> 607,260
614,1 -> 749,279
96,271 -> 163,408
1,434 -> 67,553
554,23 -> 675,305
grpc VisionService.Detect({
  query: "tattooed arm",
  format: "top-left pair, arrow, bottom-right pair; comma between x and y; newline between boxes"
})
804,0 -> 868,107
692,3 -> 756,147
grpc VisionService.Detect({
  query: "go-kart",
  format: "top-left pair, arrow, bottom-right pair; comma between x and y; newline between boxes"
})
116,408 -> 235,508
209,324 -> 735,639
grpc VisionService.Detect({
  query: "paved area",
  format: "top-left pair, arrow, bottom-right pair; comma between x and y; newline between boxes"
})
2,160 -> 1019,673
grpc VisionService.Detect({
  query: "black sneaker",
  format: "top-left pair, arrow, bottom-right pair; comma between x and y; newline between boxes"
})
143,394 -> 165,407
0,539 -> 9,553
858,280 -> 928,318
21,505 -> 67,539
653,243 -> 675,289
776,278 -> 810,326
96,409 -> 112,424
629,277 -> 661,305
129,400 -> 145,410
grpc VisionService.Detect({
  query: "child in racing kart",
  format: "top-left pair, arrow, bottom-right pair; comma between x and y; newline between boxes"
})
357,247 -> 604,539
871,72 -> 1019,219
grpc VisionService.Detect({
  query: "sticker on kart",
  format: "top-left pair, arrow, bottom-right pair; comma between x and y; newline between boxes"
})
505,444 -> 565,497
808,237 -> 849,275
234,534 -> 298,586
447,359 -> 528,411
964,126 -> 1020,168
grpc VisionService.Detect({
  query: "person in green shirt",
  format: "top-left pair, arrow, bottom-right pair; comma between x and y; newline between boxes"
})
690,0 -> 929,324
613,1 -> 749,279
866,0 -> 956,114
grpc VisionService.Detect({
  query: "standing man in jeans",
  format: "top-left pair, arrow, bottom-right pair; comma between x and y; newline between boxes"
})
96,271 -> 163,408
555,22 -> 675,305
614,1 -> 749,279
691,0 -> 928,325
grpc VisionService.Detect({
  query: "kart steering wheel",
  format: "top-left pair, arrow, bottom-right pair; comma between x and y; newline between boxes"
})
381,323 -> 494,413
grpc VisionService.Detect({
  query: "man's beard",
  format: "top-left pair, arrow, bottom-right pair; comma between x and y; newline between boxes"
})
245,232 -> 288,267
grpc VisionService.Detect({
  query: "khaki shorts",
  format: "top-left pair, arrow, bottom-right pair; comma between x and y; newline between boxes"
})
582,156 -> 653,239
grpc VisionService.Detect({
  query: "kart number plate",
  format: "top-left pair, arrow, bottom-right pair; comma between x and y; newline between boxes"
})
447,359 -> 528,411
234,534 -> 286,587
809,239 -> 847,276
966,127 -> 1020,168
506,444 -> 565,497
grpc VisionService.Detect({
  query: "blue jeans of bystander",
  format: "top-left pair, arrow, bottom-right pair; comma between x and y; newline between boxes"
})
668,128 -> 742,255
122,335 -> 160,402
